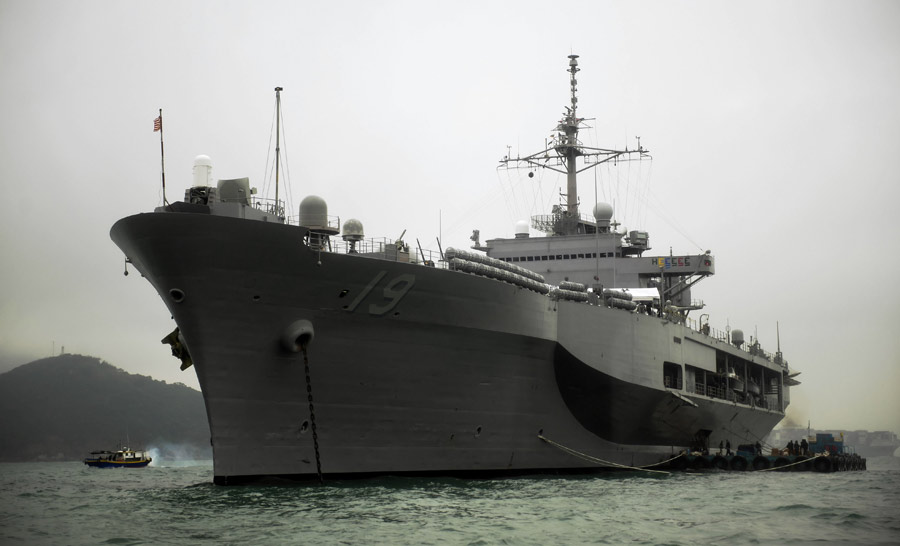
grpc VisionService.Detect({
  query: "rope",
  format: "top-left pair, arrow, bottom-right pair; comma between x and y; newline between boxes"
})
723,425 -> 778,453
538,435 -> 671,475
262,104 -> 276,200
538,433 -> 840,474
640,452 -> 686,468
753,454 -> 825,472
301,345 -> 323,483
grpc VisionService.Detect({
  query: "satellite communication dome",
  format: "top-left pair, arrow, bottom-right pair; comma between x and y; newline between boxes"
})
298,195 -> 328,229
515,220 -> 530,238
192,155 -> 213,187
592,202 -> 614,221
342,218 -> 365,241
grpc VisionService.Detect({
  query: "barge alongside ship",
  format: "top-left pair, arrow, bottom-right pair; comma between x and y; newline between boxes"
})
666,432 -> 866,473
112,55 -> 797,484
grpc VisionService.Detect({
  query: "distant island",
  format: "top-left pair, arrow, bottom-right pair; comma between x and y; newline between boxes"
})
0,354 -> 211,462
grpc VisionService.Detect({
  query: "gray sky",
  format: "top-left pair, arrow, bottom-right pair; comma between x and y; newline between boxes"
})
2,0 -> 898,432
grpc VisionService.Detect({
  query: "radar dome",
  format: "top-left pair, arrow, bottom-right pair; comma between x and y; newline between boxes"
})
515,220 -> 530,238
342,218 -> 365,241
299,195 -> 328,229
192,155 -> 213,187
592,202 -> 613,221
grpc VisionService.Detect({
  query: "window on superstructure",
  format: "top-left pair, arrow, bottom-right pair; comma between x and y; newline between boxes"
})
527,256 -> 534,262
663,361 -> 684,390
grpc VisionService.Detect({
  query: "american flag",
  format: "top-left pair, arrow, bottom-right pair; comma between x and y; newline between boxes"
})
153,115 -> 162,132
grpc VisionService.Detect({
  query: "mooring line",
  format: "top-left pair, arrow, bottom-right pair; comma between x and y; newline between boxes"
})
640,452 -> 685,468
753,455 -> 825,472
537,435 -> 671,475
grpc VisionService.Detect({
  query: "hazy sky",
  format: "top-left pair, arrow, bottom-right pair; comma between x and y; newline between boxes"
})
1,0 -> 898,432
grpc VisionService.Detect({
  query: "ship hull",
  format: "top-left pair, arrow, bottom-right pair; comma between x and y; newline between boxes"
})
83,460 -> 152,468
112,211 -> 783,484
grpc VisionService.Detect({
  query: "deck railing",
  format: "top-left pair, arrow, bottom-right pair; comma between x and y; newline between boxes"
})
684,316 -> 786,368
328,237 -> 447,268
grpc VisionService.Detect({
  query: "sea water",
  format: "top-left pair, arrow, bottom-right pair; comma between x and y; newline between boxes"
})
2,457 -> 898,545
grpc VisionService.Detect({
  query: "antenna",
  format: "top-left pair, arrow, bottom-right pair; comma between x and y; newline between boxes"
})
774,321 -> 784,365
274,87 -> 283,217
497,55 -> 651,236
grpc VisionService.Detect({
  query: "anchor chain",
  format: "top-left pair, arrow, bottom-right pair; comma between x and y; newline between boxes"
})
301,344 -> 323,483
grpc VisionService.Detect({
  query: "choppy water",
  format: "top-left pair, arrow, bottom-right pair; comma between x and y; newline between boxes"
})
2,457 -> 899,545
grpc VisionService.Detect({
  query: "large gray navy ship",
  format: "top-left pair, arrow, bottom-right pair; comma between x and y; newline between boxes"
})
112,55 -> 796,484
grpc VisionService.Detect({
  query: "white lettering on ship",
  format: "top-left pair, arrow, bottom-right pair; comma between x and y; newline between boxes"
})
345,271 -> 416,316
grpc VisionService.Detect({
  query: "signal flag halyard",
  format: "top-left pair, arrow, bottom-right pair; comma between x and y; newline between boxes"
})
153,115 -> 162,132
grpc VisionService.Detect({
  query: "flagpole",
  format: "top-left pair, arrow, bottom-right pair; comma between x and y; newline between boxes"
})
155,109 -> 168,205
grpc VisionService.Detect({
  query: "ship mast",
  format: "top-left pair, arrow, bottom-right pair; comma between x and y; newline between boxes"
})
500,54 -> 651,236
562,54 -> 580,217
274,86 -> 283,216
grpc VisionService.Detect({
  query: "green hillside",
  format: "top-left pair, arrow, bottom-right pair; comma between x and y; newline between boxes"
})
0,354 -> 210,462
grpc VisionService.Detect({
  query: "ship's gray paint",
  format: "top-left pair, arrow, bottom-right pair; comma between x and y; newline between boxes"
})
112,211 -> 787,483
108,56 -> 791,483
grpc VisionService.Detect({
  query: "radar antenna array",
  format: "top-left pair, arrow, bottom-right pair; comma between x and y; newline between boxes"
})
498,54 -> 651,235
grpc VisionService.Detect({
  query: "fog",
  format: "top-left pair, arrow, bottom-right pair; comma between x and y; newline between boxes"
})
1,0 -> 898,432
